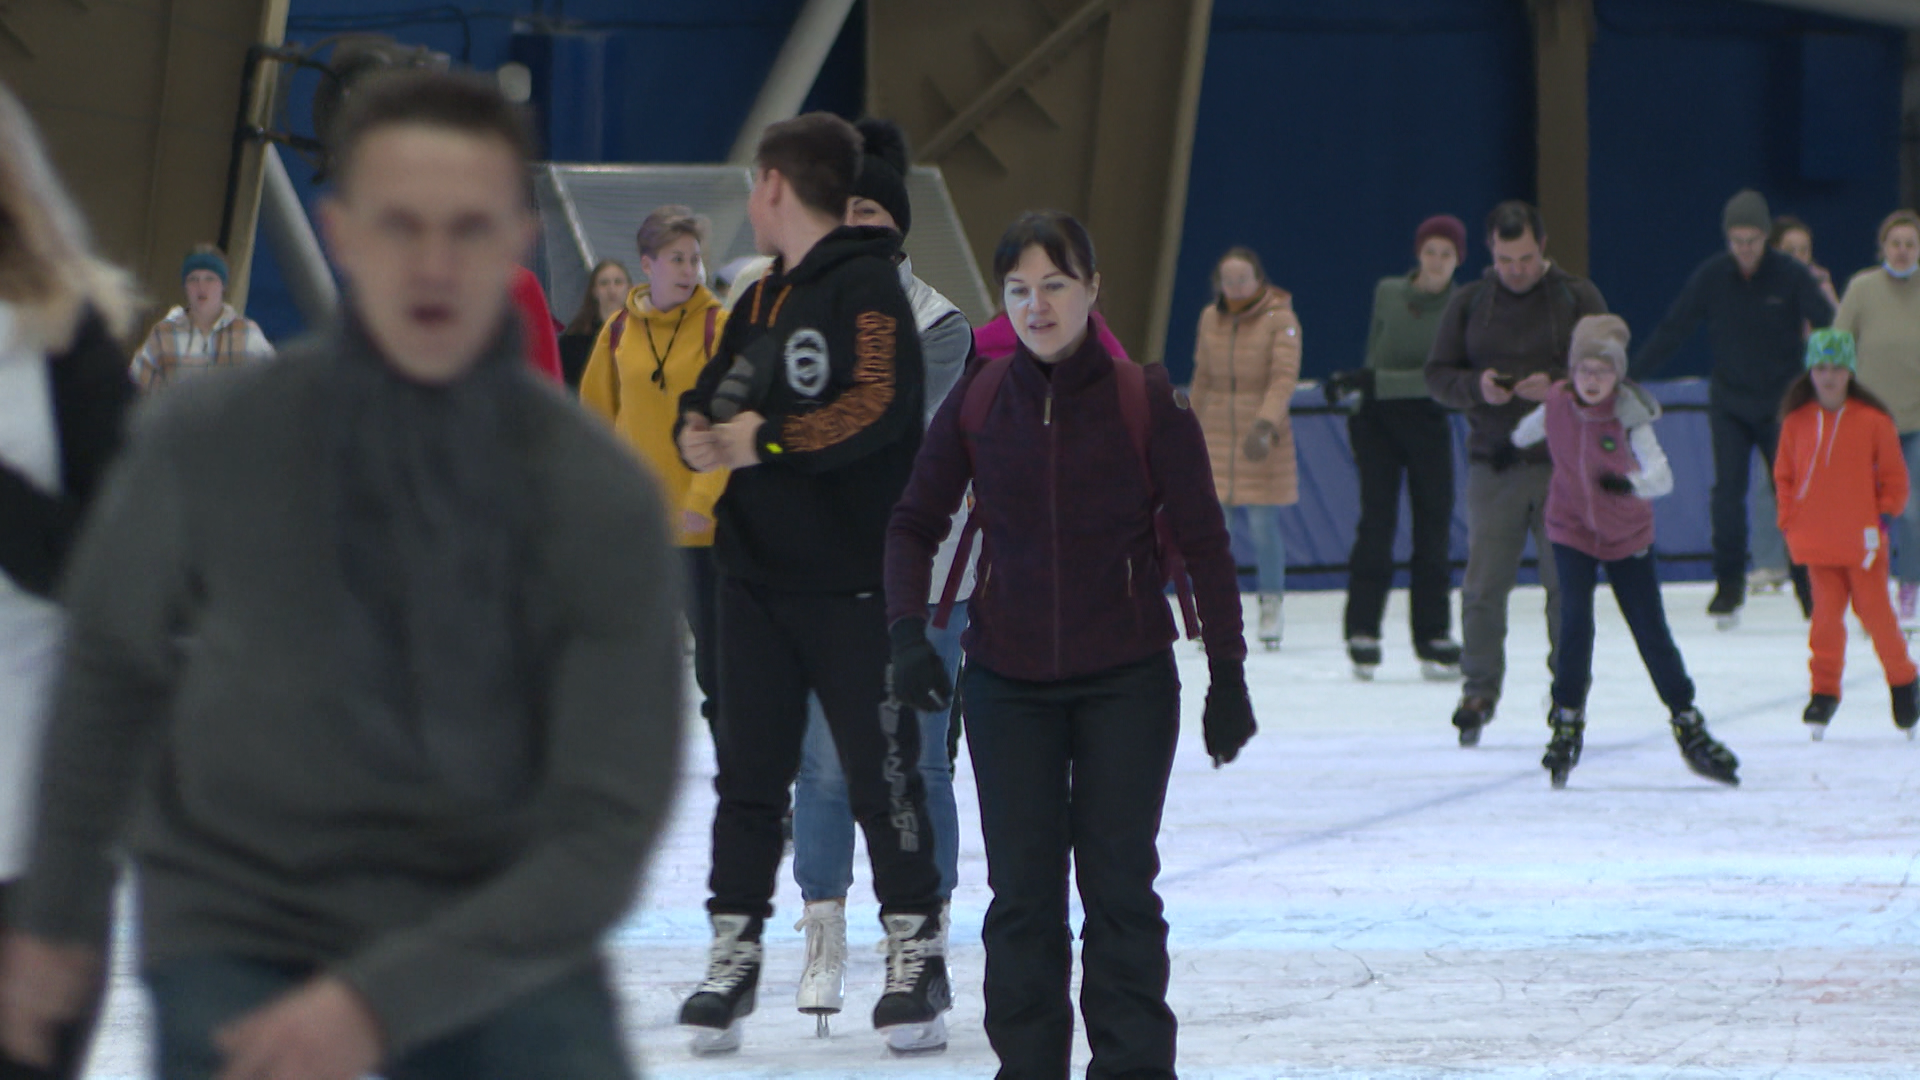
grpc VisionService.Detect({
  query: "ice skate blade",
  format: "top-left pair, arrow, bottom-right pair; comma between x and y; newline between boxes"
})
1352,664 -> 1377,682
1421,660 -> 1461,682
814,1014 -> 832,1038
884,1017 -> 949,1056
1549,770 -> 1569,790
1260,637 -> 1280,652
687,1023 -> 744,1055
1457,724 -> 1482,747
1714,613 -> 1740,631
1807,722 -> 1827,742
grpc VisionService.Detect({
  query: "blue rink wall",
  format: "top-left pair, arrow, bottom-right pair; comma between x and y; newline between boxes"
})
1268,379 -> 1725,592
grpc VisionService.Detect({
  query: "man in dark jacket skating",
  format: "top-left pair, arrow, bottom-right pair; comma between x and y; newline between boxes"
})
674,112 -> 946,1054
1426,201 -> 1608,746
1631,188 -> 1834,624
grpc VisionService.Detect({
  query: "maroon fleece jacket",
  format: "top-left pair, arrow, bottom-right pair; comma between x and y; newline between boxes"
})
886,333 -> 1245,682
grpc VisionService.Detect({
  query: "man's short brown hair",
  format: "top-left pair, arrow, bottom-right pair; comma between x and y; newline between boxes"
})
754,112 -> 861,220
326,69 -> 536,198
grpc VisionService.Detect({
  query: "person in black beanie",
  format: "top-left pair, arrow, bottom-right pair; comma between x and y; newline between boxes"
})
786,116 -> 975,1053
675,112 -> 947,1055
1631,188 -> 1832,625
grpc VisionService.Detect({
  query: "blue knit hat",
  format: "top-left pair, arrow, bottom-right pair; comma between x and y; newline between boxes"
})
181,249 -> 228,287
1805,327 -> 1856,372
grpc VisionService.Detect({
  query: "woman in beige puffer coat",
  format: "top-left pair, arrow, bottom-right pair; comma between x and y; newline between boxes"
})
1189,246 -> 1302,649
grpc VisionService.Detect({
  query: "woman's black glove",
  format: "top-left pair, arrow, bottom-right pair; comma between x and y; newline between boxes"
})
1597,471 -> 1635,496
1203,659 -> 1257,766
888,617 -> 952,713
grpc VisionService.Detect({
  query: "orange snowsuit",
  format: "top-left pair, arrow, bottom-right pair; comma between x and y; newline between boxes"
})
1775,398 -> 1916,696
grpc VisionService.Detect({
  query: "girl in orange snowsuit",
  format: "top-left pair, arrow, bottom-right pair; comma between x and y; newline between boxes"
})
1774,328 -> 1918,738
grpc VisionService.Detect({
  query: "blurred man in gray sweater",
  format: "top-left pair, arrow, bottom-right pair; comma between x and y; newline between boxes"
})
0,71 -> 684,1080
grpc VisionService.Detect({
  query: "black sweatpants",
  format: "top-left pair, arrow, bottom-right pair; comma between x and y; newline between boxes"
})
706,577 -> 941,920
682,547 -> 718,727
1709,409 -> 1813,613
963,652 -> 1181,1080
0,883 -> 103,1080
1344,398 -> 1456,648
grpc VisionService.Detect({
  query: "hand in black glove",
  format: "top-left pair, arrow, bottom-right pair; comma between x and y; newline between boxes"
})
1242,419 -> 1278,462
1203,660 -> 1257,766
1597,471 -> 1636,496
888,617 -> 952,713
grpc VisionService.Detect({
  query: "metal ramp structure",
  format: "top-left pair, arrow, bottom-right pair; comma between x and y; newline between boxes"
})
532,163 -> 994,329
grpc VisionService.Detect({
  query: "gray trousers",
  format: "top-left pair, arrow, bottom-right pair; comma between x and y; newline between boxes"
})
1461,461 -> 1561,701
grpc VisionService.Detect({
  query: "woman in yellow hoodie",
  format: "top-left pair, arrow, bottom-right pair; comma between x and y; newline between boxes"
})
580,205 -> 728,726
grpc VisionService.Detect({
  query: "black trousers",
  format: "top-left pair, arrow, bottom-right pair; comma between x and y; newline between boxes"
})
1549,544 -> 1695,713
1344,398 -> 1456,647
1709,409 -> 1812,612
682,547 -> 718,726
963,652 -> 1181,1080
0,884 -> 103,1080
706,578 -> 941,920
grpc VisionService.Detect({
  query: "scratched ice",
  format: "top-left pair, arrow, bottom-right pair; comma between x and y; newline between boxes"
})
80,583 -> 1920,1078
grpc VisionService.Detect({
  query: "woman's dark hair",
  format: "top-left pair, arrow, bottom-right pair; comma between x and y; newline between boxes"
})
1485,200 -> 1545,244
1211,245 -> 1268,307
992,210 -> 1097,290
1770,214 -> 1813,249
1778,368 -> 1892,422
563,259 -> 629,337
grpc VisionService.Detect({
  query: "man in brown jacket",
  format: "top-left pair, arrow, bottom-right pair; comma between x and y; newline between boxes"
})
1424,201 -> 1607,746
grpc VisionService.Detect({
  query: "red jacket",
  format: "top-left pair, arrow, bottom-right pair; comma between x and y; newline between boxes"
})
511,268 -> 563,383
1775,398 -> 1908,568
886,334 -> 1243,682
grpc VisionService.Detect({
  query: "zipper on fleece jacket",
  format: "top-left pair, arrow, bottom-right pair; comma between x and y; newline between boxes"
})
1047,387 -> 1062,678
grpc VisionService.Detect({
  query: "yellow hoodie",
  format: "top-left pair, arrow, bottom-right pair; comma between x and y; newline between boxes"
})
579,283 -> 729,546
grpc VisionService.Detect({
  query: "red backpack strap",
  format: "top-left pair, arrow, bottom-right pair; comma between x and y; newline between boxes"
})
1113,358 -> 1200,640
933,355 -> 1016,630
704,306 -> 718,359
608,310 -> 627,354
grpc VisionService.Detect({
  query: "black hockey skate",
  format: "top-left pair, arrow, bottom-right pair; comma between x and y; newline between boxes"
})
1417,638 -> 1463,682
680,914 -> 763,1054
872,912 -> 952,1053
1348,636 -> 1382,681
1803,693 -> 1839,741
1452,695 -> 1495,747
1542,706 -> 1585,789
1892,681 -> 1918,739
1670,707 -> 1739,786
1706,581 -> 1743,630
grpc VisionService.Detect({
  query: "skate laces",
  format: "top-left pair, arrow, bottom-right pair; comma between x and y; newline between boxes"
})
697,933 -> 760,994
796,909 -> 847,974
878,919 -> 942,995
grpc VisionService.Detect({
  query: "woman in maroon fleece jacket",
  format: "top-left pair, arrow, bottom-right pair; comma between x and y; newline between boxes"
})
885,210 -> 1254,1079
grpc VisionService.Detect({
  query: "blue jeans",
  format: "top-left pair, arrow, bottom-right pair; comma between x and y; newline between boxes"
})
1898,432 -> 1920,585
144,956 -> 632,1080
1549,543 -> 1694,714
792,602 -> 965,902
1227,504 -> 1287,595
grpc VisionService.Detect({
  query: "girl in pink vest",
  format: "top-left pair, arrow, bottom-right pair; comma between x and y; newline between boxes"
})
1512,315 -> 1739,788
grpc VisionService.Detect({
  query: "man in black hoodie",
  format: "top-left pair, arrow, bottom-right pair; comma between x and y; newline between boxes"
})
1631,189 -> 1832,623
674,112 -> 947,1052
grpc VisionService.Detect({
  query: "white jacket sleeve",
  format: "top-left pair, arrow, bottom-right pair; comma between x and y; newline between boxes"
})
1510,405 -> 1547,448
1627,423 -> 1673,499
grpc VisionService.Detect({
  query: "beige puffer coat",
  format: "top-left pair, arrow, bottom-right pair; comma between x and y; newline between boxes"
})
1188,286 -> 1302,506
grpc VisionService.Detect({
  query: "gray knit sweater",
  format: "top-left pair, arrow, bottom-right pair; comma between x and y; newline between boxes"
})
8,321 -> 685,1057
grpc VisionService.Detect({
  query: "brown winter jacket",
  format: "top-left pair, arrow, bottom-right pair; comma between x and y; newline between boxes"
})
1188,287 -> 1301,506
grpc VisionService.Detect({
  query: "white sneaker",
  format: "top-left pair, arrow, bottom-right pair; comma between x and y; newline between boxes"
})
794,899 -> 847,1031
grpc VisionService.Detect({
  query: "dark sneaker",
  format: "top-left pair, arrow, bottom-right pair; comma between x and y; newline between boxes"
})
1803,693 -> 1839,740
1452,695 -> 1496,747
1892,680 -> 1918,736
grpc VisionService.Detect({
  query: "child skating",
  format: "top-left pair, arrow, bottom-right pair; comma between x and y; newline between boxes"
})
1773,328 -> 1919,740
1513,315 -> 1740,787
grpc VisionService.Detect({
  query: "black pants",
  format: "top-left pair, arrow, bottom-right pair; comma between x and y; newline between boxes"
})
963,653 -> 1181,1080
707,578 -> 941,920
1709,410 -> 1812,612
0,884 -> 103,1080
1344,399 -> 1456,648
1550,544 -> 1694,713
682,547 -> 718,726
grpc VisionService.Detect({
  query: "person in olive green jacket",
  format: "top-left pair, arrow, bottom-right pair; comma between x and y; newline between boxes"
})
578,205 -> 729,727
1343,215 -> 1466,679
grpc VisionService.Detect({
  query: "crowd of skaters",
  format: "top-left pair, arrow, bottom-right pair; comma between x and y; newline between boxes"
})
2,57 -> 1920,1080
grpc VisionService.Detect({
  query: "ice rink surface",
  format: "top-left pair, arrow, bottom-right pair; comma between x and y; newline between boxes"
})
81,582 -> 1920,1079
